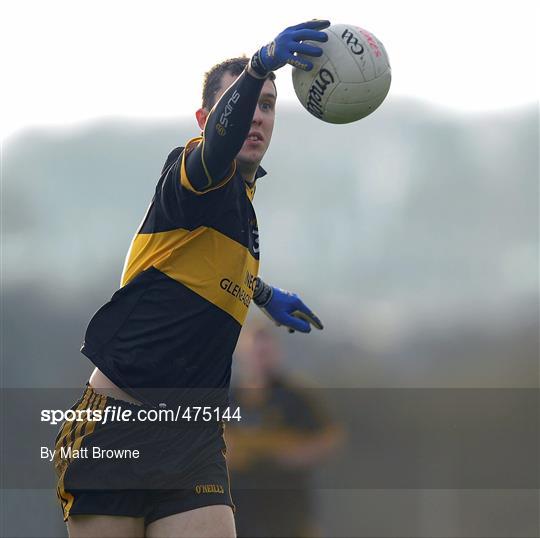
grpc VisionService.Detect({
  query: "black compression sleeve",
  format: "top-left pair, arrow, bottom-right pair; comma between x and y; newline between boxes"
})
185,69 -> 266,191
253,277 -> 273,306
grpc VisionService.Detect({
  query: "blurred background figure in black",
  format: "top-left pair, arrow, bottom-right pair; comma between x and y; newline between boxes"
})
226,322 -> 343,538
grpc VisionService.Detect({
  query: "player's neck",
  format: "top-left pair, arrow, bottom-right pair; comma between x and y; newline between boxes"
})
236,161 -> 258,185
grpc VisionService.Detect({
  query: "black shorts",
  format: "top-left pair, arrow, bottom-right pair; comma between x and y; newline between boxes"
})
53,385 -> 234,526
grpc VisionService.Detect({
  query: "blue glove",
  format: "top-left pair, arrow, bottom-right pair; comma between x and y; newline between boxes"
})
250,20 -> 330,77
253,280 -> 324,334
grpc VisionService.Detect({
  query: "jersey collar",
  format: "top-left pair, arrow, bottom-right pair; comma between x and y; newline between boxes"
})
255,165 -> 267,180
243,165 -> 267,198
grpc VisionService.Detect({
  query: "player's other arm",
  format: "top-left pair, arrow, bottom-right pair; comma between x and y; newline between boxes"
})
253,277 -> 323,334
183,20 -> 330,192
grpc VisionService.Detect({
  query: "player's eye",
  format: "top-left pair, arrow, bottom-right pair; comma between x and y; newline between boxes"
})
260,102 -> 274,112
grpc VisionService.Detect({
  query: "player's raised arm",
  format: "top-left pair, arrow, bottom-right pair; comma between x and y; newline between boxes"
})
183,20 -> 330,192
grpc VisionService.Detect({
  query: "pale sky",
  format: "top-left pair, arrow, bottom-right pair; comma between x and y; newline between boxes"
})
2,0 -> 538,136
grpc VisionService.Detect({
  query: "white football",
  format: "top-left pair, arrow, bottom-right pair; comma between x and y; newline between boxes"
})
292,24 -> 391,124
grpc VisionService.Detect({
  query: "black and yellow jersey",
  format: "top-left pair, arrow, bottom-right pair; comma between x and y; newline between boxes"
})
81,137 -> 265,407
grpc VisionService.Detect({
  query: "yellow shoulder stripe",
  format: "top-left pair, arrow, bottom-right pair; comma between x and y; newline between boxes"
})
180,136 -> 237,195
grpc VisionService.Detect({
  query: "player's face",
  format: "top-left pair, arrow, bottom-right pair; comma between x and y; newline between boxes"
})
250,329 -> 282,375
213,72 -> 276,167
235,327 -> 282,386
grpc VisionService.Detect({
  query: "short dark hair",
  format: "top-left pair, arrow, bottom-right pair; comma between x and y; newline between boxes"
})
201,56 -> 277,110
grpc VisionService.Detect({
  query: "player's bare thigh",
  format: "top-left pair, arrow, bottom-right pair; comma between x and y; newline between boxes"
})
67,515 -> 145,537
146,505 -> 236,538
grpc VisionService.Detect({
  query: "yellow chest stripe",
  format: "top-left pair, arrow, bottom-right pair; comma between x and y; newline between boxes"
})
122,227 -> 259,325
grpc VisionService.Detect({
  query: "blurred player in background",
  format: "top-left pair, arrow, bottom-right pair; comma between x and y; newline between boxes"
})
54,21 -> 329,538
227,323 -> 343,537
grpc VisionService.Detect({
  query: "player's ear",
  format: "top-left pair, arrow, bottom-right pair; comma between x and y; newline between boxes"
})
195,108 -> 209,131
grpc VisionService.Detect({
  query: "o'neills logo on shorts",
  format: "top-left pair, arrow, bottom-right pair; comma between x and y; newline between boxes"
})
195,484 -> 225,494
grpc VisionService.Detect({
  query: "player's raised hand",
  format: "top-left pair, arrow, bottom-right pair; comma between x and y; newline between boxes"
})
250,20 -> 330,78
256,286 -> 324,334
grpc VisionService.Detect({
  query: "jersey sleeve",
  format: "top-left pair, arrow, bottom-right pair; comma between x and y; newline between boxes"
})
180,137 -> 237,195
153,145 -> 237,231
